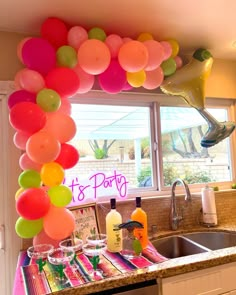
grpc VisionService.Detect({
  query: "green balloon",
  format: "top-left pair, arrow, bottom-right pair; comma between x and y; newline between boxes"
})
15,217 -> 43,238
56,45 -> 78,68
88,27 -> 106,41
161,58 -> 177,77
48,185 -> 73,207
18,169 -> 41,189
36,89 -> 61,112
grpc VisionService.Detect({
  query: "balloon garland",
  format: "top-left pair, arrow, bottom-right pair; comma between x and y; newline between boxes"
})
9,17 -> 182,243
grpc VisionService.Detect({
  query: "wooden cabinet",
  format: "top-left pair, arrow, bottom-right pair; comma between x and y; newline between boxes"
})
160,262 -> 236,295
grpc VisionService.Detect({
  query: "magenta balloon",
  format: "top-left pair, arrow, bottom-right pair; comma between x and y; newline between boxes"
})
9,102 -> 47,133
122,81 -> 133,91
8,90 -> 36,109
98,59 -> 126,93
22,38 -> 56,76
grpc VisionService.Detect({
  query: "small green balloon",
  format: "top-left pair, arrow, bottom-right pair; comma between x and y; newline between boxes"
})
18,169 -> 41,188
161,58 -> 177,77
48,185 -> 73,207
56,45 -> 78,68
15,217 -> 43,239
36,88 -> 61,112
88,27 -> 106,41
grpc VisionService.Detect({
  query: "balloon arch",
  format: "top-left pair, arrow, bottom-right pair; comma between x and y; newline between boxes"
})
8,17 -> 183,244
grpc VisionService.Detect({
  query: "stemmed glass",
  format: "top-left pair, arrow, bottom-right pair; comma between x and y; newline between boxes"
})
82,234 -> 107,280
47,247 -> 75,285
59,238 -> 83,270
27,244 -> 54,275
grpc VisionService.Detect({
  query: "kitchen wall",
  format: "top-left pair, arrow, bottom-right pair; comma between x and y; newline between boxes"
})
1,31 -> 236,98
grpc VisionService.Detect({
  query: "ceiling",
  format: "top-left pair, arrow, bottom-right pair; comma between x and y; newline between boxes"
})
1,0 -> 236,60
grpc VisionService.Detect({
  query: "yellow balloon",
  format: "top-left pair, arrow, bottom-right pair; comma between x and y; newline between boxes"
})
137,32 -> 154,42
127,70 -> 146,88
40,162 -> 65,187
160,49 -> 213,109
15,187 -> 25,200
167,39 -> 179,58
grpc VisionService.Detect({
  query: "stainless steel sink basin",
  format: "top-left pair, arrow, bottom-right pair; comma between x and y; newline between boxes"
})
151,235 -> 208,259
183,231 -> 236,250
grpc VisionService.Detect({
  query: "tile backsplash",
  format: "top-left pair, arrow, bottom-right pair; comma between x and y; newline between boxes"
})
22,190 -> 236,250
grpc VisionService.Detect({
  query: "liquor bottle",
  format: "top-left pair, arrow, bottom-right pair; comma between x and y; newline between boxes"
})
105,198 -> 123,252
131,197 -> 148,249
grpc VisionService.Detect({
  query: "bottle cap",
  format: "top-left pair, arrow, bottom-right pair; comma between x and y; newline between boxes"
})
136,197 -> 141,207
110,198 -> 116,209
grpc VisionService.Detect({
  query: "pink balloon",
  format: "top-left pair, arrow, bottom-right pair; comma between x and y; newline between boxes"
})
22,37 -> 56,76
18,69 -> 45,93
13,131 -> 31,150
16,188 -> 50,220
57,97 -> 72,115
123,37 -> 132,43
160,41 -> 172,61
9,102 -> 47,133
45,67 -> 80,98
143,40 -> 165,71
43,205 -> 75,240
33,229 -> 60,247
19,153 -> 43,172
8,90 -> 36,109
77,39 -> 111,75
143,67 -> 164,90
118,41 -> 149,72
98,59 -> 126,93
14,68 -> 29,90
73,64 -> 95,94
105,34 -> 123,58
174,56 -> 183,69
44,112 -> 76,143
67,26 -> 88,50
26,130 -> 61,164
17,37 -> 31,63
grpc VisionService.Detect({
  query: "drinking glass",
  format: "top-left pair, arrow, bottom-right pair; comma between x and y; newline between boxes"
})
82,234 -> 107,279
48,247 -> 75,284
59,238 -> 83,270
27,244 -> 54,275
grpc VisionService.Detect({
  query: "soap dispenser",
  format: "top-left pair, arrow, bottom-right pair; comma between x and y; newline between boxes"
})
201,185 -> 218,226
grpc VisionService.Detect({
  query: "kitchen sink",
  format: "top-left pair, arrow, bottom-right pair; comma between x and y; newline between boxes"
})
151,235 -> 208,259
152,231 -> 236,259
183,231 -> 236,250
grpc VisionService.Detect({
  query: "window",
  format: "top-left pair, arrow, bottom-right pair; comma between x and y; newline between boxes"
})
65,92 -> 235,200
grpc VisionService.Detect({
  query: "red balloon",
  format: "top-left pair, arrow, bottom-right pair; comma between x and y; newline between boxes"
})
55,143 -> 80,169
9,102 -> 46,133
40,17 -> 68,49
8,90 -> 36,109
16,188 -> 50,220
22,37 -> 56,76
45,67 -> 80,98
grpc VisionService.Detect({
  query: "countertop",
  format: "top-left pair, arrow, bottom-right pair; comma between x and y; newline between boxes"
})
52,224 -> 236,295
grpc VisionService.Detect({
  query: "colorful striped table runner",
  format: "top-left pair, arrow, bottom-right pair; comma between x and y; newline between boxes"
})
13,242 -> 167,295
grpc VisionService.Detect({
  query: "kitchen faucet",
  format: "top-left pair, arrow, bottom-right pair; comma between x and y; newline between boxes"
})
170,178 -> 192,230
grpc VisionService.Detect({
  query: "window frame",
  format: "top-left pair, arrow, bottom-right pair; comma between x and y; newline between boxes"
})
70,91 -> 236,199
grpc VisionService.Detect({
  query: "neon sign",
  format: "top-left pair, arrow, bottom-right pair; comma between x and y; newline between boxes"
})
64,170 -> 129,206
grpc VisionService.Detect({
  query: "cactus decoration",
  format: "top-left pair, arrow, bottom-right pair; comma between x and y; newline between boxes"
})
36,258 -> 46,273
89,253 -> 100,270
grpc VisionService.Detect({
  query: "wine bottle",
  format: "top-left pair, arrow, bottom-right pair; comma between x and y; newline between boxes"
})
131,197 -> 148,249
105,198 -> 123,252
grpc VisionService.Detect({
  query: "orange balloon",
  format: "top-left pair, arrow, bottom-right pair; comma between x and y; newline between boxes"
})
44,112 -> 76,143
26,130 -> 61,164
118,41 -> 149,72
43,205 -> 75,240
40,162 -> 65,187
